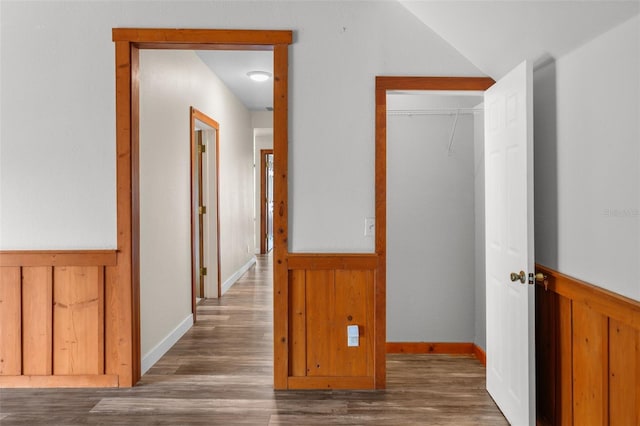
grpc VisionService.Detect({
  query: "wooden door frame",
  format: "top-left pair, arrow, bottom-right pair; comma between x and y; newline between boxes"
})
113,28 -> 292,387
190,107 -> 222,308
374,76 -> 495,386
260,149 -> 274,254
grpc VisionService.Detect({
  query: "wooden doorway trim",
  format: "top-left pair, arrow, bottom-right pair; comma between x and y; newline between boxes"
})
374,76 -> 495,387
113,28 -> 292,387
190,107 -> 221,311
260,149 -> 274,255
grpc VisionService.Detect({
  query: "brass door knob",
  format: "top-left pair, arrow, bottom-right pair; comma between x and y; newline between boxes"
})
510,270 -> 526,284
534,272 -> 548,282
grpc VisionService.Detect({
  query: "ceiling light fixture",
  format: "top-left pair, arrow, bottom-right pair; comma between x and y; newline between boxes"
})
247,71 -> 272,82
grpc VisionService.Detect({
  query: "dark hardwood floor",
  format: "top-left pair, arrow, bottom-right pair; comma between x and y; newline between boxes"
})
0,254 -> 507,425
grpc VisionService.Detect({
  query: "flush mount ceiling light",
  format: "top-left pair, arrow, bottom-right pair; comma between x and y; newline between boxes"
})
247,71 -> 272,82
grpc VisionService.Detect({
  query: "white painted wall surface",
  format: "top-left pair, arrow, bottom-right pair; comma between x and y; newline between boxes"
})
1,2 -> 117,249
139,49 -> 254,357
386,93 -> 478,342
0,0 -> 481,253
473,108 -> 486,350
534,16 -> 640,301
252,111 -> 274,130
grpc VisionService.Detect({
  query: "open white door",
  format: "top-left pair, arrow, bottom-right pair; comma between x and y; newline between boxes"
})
485,60 -> 535,425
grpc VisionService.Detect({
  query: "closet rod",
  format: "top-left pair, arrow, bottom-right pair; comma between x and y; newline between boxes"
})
387,108 -> 481,116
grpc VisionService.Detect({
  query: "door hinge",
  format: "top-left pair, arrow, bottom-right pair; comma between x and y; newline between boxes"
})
199,206 -> 207,214
200,267 -> 207,276
198,143 -> 206,153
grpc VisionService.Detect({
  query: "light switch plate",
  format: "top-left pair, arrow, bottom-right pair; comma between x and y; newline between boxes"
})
364,217 -> 375,237
347,325 -> 359,347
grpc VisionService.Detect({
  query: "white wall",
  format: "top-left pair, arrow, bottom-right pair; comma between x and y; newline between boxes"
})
252,111 -> 274,130
1,1 -> 117,249
473,108 -> 486,350
0,0 -> 482,253
386,94 -> 479,342
139,49 -> 254,358
534,15 -> 640,301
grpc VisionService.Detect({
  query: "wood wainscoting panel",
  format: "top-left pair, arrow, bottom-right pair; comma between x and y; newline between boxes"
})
53,266 -> 105,375
1,374 -> 119,388
287,376 -> 375,390
286,254 -> 377,389
334,269 -> 374,377
536,285 -> 574,424
535,285 -> 557,425
535,264 -> 640,425
609,318 -> 640,425
387,342 -> 475,355
305,269 -> 335,377
288,269 -> 307,377
22,266 -> 54,375
572,301 -> 609,425
0,250 -> 117,267
386,342 -> 486,366
558,294 -> 574,425
0,267 -> 22,375
0,251 -> 115,387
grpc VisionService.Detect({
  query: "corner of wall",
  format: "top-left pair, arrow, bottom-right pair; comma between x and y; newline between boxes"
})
141,314 -> 193,375
221,255 -> 257,295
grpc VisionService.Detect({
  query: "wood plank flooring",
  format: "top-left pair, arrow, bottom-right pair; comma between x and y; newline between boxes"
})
0,255 -> 507,425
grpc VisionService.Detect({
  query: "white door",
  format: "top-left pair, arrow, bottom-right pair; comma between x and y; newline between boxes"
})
484,60 -> 535,426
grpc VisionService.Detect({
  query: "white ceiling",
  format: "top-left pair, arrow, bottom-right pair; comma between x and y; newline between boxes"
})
194,1 -> 639,110
399,0 -> 640,79
195,50 -> 273,112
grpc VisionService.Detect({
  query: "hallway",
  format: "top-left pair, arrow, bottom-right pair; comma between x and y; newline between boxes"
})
0,255 -> 506,425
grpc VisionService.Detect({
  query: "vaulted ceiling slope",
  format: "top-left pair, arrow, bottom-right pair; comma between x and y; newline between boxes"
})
399,0 -> 640,79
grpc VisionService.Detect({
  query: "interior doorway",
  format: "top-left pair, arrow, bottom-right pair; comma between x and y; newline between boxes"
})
112,29 -> 292,386
190,107 -> 221,310
374,76 -> 494,385
260,149 -> 274,254
386,90 -> 485,350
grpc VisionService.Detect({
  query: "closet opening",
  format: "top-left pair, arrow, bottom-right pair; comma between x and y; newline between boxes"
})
386,90 -> 487,353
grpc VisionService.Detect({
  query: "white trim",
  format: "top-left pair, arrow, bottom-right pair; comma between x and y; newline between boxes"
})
141,314 -> 193,375
221,255 -> 256,295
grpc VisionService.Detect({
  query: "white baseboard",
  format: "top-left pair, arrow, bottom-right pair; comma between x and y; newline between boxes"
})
221,255 -> 257,295
141,314 -> 193,375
